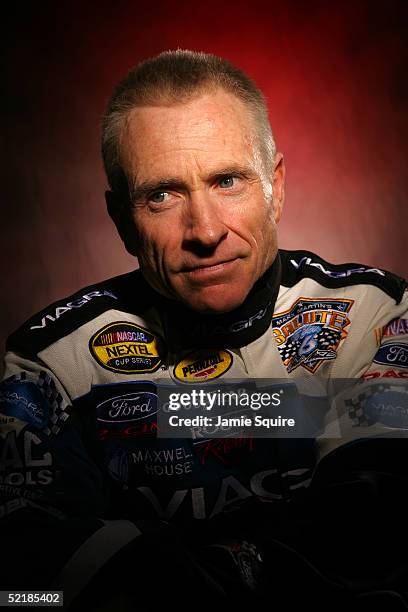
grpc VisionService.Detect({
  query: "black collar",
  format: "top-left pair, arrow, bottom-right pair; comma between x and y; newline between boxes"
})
161,253 -> 281,350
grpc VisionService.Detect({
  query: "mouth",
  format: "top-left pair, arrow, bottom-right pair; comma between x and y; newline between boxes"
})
181,257 -> 238,272
181,258 -> 240,281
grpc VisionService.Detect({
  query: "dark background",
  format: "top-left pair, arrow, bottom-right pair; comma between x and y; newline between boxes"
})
1,0 -> 407,364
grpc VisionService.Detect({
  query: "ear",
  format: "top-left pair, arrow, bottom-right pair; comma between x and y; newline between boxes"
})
271,152 -> 285,223
105,190 -> 139,257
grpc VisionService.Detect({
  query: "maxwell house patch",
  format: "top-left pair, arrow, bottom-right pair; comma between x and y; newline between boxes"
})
174,350 -> 232,382
89,322 -> 163,374
272,298 -> 354,373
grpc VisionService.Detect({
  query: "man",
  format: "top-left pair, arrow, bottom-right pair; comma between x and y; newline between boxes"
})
1,50 -> 408,610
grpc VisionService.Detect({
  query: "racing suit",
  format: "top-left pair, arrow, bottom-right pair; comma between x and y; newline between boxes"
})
1,249 -> 407,610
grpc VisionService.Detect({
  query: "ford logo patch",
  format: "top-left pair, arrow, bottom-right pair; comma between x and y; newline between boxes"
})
97,392 -> 157,424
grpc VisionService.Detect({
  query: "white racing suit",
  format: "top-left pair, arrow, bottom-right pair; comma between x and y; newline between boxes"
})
1,249 -> 407,610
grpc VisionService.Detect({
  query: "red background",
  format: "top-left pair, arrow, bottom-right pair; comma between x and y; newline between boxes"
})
1,0 -> 407,361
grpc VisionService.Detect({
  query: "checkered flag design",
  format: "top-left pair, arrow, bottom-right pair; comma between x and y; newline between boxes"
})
318,328 -> 341,348
37,371 -> 70,435
3,370 -> 70,436
279,327 -> 340,363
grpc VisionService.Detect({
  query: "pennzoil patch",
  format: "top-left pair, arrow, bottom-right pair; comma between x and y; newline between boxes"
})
272,298 -> 353,373
173,350 -> 233,382
89,322 -> 163,374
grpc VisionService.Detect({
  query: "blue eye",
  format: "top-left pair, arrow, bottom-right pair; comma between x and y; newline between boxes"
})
150,191 -> 168,204
219,176 -> 235,188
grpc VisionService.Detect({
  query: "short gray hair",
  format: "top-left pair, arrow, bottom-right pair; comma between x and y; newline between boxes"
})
102,49 -> 276,198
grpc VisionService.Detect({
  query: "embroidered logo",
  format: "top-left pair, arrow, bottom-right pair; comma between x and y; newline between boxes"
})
173,350 -> 233,382
272,298 -> 354,373
90,322 -> 163,374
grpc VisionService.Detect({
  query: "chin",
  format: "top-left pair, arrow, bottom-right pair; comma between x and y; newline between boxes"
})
181,284 -> 250,314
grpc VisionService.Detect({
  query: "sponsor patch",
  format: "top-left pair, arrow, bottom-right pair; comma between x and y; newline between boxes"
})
363,370 -> 408,380
131,443 -> 194,479
272,298 -> 353,373
89,322 -> 163,374
30,289 -> 117,330
364,390 -> 408,428
1,372 -> 68,437
0,381 -> 49,429
290,256 -> 385,278
75,382 -> 158,441
382,319 -> 408,338
0,430 -> 53,487
97,391 -> 157,425
374,319 -> 408,345
173,350 -> 233,382
345,383 -> 408,428
373,343 -> 408,369
384,319 -> 408,337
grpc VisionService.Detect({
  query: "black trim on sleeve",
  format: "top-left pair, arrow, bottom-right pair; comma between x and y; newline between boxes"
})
6,270 -> 158,358
279,249 -> 407,303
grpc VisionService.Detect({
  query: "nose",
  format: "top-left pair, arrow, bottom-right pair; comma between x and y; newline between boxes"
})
182,191 -> 228,250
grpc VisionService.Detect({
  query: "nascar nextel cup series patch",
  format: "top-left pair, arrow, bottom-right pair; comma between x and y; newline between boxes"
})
89,322 -> 163,374
272,298 -> 354,373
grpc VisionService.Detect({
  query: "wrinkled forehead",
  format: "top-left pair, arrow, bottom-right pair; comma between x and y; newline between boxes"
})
119,89 -> 260,179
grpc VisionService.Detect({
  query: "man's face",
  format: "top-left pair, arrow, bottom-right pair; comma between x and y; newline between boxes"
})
116,88 -> 285,313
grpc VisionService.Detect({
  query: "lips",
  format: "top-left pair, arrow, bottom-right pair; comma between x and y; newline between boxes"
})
178,259 -> 242,288
181,257 -> 238,272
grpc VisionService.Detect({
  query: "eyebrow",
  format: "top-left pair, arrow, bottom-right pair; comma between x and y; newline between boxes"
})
129,164 -> 258,203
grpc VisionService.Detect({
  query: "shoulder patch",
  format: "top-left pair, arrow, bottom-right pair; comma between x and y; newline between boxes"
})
279,249 -> 407,303
6,270 -> 158,358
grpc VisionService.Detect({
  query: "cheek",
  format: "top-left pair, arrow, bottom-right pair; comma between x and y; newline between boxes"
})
135,225 -> 176,269
243,200 -> 275,242
252,205 -> 278,260
262,208 -> 278,241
